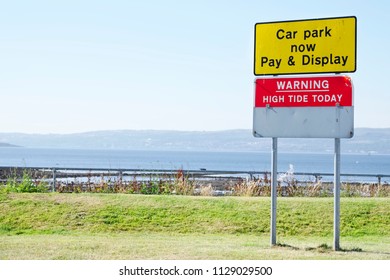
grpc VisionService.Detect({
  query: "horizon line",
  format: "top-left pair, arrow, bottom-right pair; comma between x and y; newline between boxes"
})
0,127 -> 389,135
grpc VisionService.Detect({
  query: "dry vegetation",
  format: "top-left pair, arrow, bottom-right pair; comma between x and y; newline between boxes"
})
1,168 -> 389,197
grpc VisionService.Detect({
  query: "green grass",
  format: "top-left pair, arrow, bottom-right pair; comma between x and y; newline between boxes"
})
1,233 -> 389,260
0,193 -> 389,259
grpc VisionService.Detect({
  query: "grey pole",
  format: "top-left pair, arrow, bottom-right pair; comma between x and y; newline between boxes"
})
334,138 -> 341,251
271,137 -> 278,246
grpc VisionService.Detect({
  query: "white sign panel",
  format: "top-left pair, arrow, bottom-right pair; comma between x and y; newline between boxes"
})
253,76 -> 354,138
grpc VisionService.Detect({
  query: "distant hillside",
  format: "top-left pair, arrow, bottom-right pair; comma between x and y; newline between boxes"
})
0,142 -> 20,148
0,128 -> 389,154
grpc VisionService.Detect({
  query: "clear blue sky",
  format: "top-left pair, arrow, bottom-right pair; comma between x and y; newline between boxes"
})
1,0 -> 389,133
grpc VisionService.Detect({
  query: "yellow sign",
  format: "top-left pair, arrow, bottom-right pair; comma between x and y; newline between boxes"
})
254,16 -> 356,75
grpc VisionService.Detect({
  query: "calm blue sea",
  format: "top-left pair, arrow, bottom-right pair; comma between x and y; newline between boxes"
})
0,148 -> 389,182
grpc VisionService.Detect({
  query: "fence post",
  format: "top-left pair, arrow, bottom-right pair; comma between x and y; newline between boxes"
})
52,168 -> 56,192
118,171 -> 123,185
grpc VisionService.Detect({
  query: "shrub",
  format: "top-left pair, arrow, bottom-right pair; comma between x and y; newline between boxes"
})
2,171 -> 48,193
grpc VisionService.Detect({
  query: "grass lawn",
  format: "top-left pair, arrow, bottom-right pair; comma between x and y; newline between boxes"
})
1,233 -> 389,260
0,193 -> 389,259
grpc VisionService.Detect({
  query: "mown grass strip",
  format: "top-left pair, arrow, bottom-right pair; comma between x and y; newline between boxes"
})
0,193 -> 389,237
1,233 -> 389,260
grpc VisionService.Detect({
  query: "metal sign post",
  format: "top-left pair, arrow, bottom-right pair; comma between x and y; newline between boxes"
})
271,137 -> 278,245
334,138 -> 341,251
253,16 -> 356,251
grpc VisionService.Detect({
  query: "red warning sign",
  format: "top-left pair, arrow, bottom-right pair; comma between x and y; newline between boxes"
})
255,76 -> 352,107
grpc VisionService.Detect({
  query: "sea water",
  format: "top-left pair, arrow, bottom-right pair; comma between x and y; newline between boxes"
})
0,148 -> 389,182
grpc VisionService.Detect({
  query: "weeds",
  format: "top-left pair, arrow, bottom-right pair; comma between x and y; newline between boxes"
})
305,243 -> 332,253
1,168 -> 389,197
0,171 -> 48,193
232,178 -> 271,196
199,184 -> 214,196
56,169 -> 197,195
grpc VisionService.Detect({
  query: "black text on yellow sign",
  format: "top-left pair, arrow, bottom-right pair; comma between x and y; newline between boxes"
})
254,16 -> 356,75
